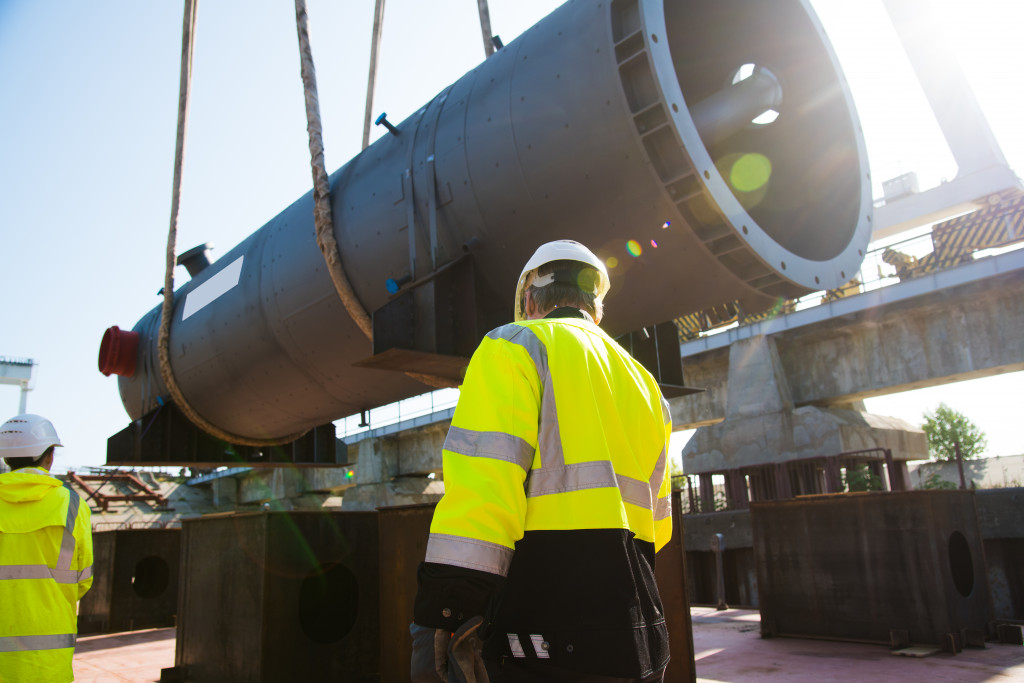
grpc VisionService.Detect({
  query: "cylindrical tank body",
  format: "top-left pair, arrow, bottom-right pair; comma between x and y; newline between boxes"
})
115,0 -> 871,440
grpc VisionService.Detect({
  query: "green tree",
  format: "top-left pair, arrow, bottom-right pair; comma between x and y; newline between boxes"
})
920,471 -> 957,490
921,403 -> 987,461
843,464 -> 883,492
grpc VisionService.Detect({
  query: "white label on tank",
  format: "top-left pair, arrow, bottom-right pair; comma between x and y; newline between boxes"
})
182,256 -> 244,321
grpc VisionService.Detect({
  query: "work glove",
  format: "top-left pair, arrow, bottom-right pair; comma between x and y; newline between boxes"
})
410,616 -> 489,683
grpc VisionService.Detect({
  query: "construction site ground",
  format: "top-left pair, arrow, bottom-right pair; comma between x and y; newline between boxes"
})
74,607 -> 1024,682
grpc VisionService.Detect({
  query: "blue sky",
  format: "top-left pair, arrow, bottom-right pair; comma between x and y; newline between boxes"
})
0,0 -> 1021,470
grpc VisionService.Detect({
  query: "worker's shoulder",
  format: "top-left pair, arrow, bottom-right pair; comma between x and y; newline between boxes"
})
484,317 -> 603,346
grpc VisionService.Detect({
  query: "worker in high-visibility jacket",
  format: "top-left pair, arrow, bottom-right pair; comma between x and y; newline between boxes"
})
0,414 -> 93,683
412,241 -> 672,682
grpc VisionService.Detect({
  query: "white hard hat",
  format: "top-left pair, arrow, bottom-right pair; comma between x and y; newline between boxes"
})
0,414 -> 63,461
513,240 -> 611,322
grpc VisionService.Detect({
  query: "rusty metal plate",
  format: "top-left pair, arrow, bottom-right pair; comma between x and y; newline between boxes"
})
378,504 -> 436,683
78,529 -> 181,634
752,491 -> 995,650
175,512 -> 380,682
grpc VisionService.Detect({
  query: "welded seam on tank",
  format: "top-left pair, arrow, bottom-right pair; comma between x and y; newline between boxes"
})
233,222 -> 289,422
256,174 -> 365,410
404,97 -> 427,279
504,22 -> 536,208
459,26 -> 529,238
458,63 -> 482,231
424,85 -> 455,269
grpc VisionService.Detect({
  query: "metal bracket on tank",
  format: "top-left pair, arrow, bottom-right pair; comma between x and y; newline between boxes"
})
356,255 -> 485,383
615,321 -> 703,398
105,402 -> 340,467
400,87 -> 454,283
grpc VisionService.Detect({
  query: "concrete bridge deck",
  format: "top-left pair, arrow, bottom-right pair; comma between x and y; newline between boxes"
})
672,247 -> 1024,430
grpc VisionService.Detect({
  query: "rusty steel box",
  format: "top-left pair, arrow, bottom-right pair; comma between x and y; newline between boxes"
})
173,501 -> 696,681
174,511 -> 380,682
655,490 -> 697,682
752,491 -> 995,650
975,487 -> 1024,622
78,528 -> 181,634
378,505 -> 435,683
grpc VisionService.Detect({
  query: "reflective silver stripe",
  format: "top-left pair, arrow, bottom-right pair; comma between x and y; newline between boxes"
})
654,495 -> 672,521
50,568 -> 81,584
0,633 -> 76,653
57,485 -> 81,571
0,563 -> 93,585
537,375 -> 564,468
489,324 -> 672,523
649,446 -> 668,509
530,634 -> 550,659
0,565 -> 52,581
487,325 -> 565,469
508,634 -> 526,658
487,324 -> 548,377
444,427 -> 534,472
528,461 -> 671,519
0,486 -> 86,586
526,461 -> 617,498
424,533 -> 514,576
617,473 -> 652,509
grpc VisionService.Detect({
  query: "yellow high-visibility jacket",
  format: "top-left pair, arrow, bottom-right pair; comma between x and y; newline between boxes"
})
0,467 -> 94,683
414,309 -> 672,678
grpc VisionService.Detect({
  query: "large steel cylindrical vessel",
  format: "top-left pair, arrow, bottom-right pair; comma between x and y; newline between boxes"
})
110,0 -> 872,441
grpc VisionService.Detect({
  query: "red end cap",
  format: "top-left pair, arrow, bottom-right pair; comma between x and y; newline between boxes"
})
98,326 -> 140,377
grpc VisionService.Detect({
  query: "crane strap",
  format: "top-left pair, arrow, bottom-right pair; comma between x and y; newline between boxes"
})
157,0 -> 308,447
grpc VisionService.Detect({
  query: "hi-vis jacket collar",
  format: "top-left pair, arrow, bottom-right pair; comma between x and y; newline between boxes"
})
0,467 -> 59,504
543,307 -> 593,323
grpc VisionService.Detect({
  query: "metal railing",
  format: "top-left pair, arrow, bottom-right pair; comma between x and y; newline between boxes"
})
336,387 -> 460,439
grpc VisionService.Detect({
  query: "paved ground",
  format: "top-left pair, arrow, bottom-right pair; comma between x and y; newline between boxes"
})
75,628 -> 175,683
691,608 -> 1024,682
72,609 -> 1024,682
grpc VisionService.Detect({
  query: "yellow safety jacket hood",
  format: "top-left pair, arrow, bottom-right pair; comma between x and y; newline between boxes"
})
0,468 -> 63,501
0,470 -> 69,534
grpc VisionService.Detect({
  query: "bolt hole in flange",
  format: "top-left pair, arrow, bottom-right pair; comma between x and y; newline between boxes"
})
948,530 -> 975,597
132,556 -> 170,599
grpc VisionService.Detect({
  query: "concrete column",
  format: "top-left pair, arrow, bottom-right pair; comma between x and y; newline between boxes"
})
341,422 -> 448,510
699,474 -> 716,513
682,335 -> 928,477
725,470 -> 749,510
773,463 -> 792,500
211,477 -> 237,508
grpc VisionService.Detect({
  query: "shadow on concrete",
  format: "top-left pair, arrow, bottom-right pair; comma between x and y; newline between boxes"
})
76,627 -> 176,653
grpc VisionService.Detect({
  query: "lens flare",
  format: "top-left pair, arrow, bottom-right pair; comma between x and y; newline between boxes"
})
661,221 -> 671,229
626,240 -> 642,257
730,153 -> 772,192
650,239 -> 659,248
607,256 -> 619,269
